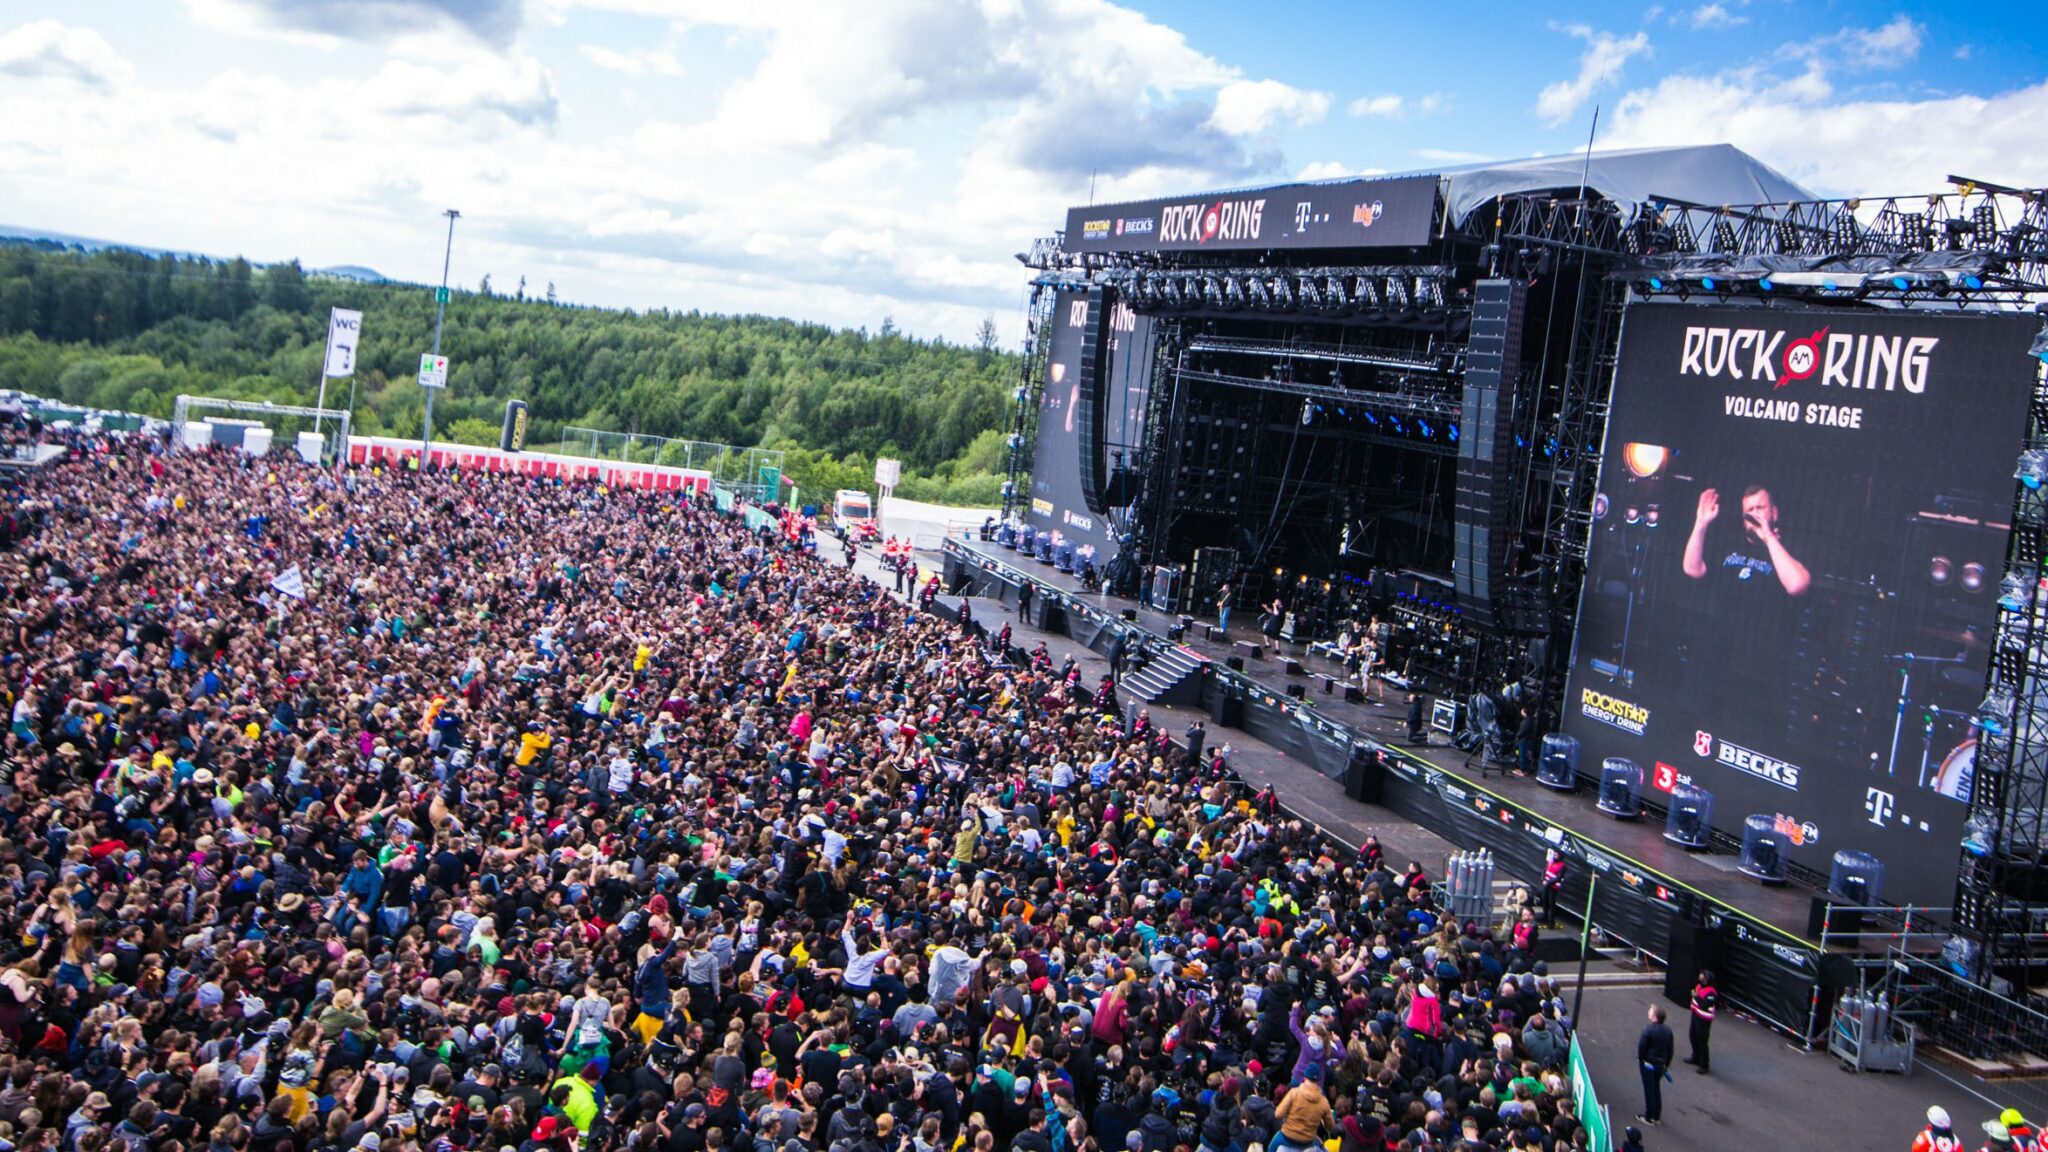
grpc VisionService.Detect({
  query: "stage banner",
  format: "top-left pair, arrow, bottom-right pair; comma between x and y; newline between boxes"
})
1064,174 -> 1437,255
1564,303 -> 2037,907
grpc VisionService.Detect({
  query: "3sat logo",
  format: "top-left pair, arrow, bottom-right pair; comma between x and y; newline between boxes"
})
1652,762 -> 1690,794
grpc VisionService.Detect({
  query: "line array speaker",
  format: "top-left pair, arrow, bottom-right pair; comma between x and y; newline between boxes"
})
1076,286 -> 1116,515
1454,279 -> 1527,621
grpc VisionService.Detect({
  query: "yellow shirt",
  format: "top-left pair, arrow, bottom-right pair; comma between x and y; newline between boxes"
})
517,731 -> 553,767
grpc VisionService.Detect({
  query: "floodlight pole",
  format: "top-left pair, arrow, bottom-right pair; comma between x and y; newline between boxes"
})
424,208 -> 459,459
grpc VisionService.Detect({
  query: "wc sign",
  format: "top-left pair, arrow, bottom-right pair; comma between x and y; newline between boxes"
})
323,308 -> 362,378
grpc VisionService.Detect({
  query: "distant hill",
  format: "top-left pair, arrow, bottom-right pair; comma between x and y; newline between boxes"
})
0,242 -> 1016,506
0,226 -> 387,285
316,265 -> 389,284
0,224 -> 207,262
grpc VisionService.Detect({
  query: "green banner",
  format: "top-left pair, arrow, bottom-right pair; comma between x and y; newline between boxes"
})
1569,1035 -> 1611,1152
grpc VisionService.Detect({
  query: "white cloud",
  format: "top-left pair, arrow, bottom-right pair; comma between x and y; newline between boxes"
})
1416,148 -> 1490,164
1841,15 -> 1922,69
183,0 -> 525,47
1536,24 -> 1651,126
1601,64 -> 2048,195
1688,4 -> 1746,30
0,1 -> 1348,346
1346,92 -> 1443,119
578,44 -> 680,76
376,55 -> 561,126
1208,79 -> 1331,135
0,19 -> 131,89
1294,161 -> 1394,181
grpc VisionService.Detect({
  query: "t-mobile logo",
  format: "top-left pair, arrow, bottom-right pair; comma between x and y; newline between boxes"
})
1865,787 -> 1895,826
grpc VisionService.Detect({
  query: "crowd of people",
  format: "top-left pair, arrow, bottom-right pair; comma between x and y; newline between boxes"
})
0,431 -> 1608,1152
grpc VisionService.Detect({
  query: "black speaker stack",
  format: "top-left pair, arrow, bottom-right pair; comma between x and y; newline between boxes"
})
1453,279 -> 1527,629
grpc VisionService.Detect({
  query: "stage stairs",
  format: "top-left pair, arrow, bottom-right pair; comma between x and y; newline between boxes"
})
1122,646 -> 1205,706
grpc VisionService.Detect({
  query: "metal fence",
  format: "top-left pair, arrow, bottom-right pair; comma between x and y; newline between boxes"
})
1886,950 -> 2048,1116
556,427 -> 784,502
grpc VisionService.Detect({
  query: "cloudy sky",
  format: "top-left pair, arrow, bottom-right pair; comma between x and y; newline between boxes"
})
0,1 -> 2041,343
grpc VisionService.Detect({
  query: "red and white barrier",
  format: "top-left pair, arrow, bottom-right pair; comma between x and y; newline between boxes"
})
343,436 -> 712,496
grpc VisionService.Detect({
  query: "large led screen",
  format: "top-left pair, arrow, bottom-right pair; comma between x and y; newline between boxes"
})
1563,302 -> 2037,906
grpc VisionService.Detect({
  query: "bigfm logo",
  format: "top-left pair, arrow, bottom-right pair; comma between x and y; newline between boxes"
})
1580,688 -> 1650,736
1678,324 -> 1939,392
1773,813 -> 1821,846
1353,201 -> 1385,228
1160,198 -> 1266,245
1696,730 -> 1802,791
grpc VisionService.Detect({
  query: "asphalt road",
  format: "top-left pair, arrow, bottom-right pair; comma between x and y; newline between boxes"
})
1572,984 -> 2010,1151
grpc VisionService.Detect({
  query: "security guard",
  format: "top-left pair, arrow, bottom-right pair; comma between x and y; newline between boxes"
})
1684,969 -> 1718,1074
1999,1111 -> 2039,1152
1914,1107 -> 1963,1152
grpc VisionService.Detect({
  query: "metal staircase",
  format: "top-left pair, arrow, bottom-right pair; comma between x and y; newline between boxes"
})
1121,645 -> 1206,705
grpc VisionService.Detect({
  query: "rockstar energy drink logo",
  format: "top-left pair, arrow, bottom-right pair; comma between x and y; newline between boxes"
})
1580,688 -> 1650,737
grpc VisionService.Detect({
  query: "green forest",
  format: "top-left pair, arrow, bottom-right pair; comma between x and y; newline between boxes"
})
0,241 -> 1021,505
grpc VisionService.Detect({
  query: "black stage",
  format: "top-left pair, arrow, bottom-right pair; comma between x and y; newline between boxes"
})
945,536 -> 1852,1040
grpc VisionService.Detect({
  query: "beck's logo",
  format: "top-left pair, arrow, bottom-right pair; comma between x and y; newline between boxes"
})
1679,324 -> 1938,392
1693,730 -> 1714,757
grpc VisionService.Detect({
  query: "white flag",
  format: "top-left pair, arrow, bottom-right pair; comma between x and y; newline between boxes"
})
271,565 -> 307,600
324,308 -> 363,378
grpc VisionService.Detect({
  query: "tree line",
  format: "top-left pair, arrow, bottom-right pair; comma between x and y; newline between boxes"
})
0,241 -> 1018,506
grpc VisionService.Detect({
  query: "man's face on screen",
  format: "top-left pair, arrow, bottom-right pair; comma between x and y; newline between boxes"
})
1742,488 -> 1778,542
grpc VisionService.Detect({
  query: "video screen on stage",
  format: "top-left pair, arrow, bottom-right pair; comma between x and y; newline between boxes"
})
1563,302 -> 2037,906
1026,290 -> 1116,559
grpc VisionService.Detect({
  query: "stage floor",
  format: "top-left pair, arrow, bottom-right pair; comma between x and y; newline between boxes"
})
950,537 -> 1827,944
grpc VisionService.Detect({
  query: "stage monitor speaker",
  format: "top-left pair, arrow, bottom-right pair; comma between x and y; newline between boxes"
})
1075,286 -> 1116,516
1168,624 -> 1186,642
1283,658 -> 1305,676
1120,607 -> 1138,622
1343,684 -> 1365,703
1226,655 -> 1245,671
1234,641 -> 1264,660
1286,683 -> 1306,699
1212,693 -> 1245,728
1344,745 -> 1385,804
1663,919 -> 1727,1006
1205,625 -> 1227,642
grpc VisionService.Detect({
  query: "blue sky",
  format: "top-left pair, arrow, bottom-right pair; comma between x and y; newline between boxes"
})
0,1 -> 2041,343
